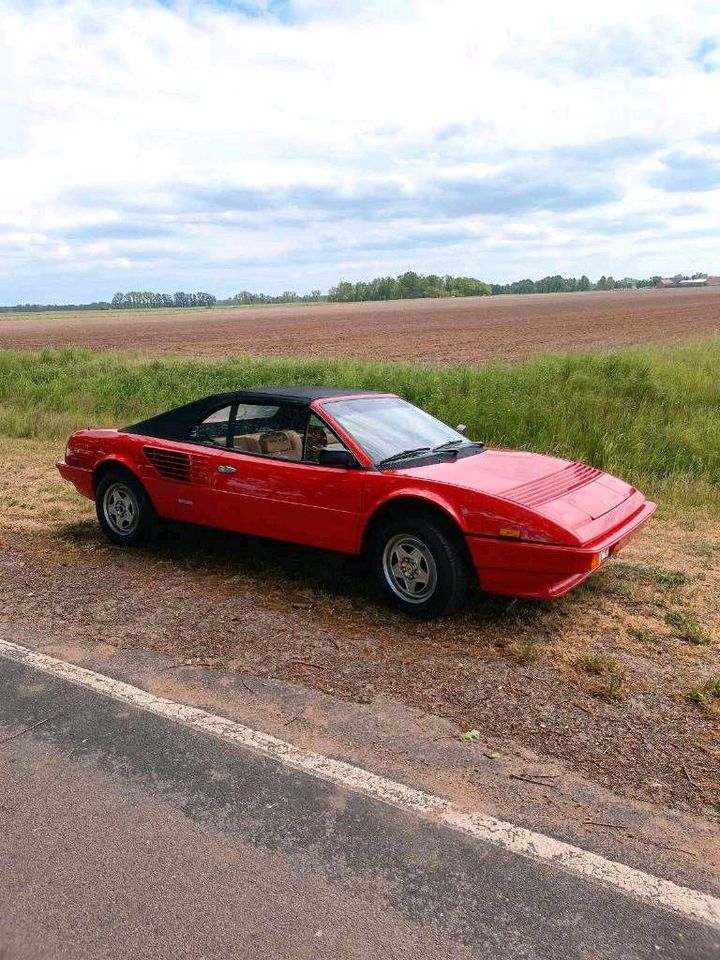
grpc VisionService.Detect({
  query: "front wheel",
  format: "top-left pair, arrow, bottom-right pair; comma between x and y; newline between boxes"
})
96,471 -> 155,546
369,515 -> 472,618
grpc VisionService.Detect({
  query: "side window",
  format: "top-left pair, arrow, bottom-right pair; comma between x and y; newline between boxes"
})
189,405 -> 232,447
230,403 -> 306,461
304,413 -> 347,463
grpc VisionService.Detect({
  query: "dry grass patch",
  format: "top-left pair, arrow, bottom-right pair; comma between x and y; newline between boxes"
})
0,437 -> 92,533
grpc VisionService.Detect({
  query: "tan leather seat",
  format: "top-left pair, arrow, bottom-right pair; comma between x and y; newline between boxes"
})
260,430 -> 302,460
232,433 -> 262,453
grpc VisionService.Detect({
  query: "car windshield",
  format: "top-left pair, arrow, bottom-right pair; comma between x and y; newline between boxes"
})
325,396 -> 470,466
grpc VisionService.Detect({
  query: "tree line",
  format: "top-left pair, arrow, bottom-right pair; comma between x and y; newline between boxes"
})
327,272 -> 492,302
221,289 -> 324,305
489,275 -> 661,295
110,291 -> 217,308
0,270 -> 706,312
0,301 -> 113,313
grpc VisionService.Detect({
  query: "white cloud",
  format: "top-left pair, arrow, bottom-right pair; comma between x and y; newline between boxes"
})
1,0 -> 719,301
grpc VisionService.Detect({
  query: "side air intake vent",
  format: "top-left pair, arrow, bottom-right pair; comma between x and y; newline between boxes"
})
144,447 -> 211,483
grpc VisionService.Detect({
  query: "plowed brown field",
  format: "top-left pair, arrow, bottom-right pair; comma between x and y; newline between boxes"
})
2,286 -> 719,362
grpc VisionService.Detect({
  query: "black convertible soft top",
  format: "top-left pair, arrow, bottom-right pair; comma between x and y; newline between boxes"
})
120,386 -> 387,441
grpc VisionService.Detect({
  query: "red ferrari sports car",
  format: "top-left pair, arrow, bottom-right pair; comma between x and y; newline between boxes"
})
57,387 -> 656,618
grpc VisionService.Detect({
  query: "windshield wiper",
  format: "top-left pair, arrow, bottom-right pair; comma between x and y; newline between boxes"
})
433,437 -> 485,457
376,446 -> 432,467
433,439 -> 466,452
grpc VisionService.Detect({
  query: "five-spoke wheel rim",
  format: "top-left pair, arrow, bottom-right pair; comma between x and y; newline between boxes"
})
103,482 -> 140,536
382,533 -> 438,604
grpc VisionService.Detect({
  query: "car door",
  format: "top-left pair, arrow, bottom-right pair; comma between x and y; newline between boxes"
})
211,403 -> 366,553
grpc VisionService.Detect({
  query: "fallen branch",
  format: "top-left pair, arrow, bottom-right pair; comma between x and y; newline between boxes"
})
584,820 -> 628,830
283,710 -> 305,727
288,659 -> 325,670
509,773 -> 558,787
238,676 -> 257,695
516,771 -> 559,779
573,701 -> 596,717
168,659 -> 219,670
681,760 -> 703,792
625,832 -> 697,859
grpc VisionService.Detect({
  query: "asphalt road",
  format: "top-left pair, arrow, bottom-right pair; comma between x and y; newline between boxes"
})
1,654 -> 718,960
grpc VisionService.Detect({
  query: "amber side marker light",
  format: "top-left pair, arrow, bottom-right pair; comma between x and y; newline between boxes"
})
590,547 -> 611,570
499,527 -> 522,539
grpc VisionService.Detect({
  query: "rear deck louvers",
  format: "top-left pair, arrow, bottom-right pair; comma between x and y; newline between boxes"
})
143,447 -> 211,484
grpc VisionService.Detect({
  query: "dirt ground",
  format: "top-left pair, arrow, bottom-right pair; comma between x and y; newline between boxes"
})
2,287 -> 720,362
0,438 -> 717,820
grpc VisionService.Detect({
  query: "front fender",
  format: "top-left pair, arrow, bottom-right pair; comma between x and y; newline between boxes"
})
357,486 -> 468,553
378,486 -> 466,528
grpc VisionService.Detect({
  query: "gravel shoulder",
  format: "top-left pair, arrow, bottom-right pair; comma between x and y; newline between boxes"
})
1,438 -> 718,824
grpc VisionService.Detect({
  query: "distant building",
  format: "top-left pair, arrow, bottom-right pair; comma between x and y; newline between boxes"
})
655,275 -> 720,288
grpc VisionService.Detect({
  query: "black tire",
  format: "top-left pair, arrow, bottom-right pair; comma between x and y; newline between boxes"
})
95,470 -> 156,546
369,513 -> 472,619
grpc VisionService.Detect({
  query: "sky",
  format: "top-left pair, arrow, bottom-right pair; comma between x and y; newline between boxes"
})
1,0 -> 719,303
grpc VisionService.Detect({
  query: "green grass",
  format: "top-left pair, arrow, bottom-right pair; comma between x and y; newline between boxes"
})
687,676 -> 720,706
1,341 -> 720,515
664,610 -> 712,645
577,652 -> 617,675
608,562 -> 693,589
575,652 -> 626,698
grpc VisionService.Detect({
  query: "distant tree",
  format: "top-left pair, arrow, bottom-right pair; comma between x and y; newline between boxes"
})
327,281 -> 355,303
375,276 -> 399,300
397,271 -> 423,299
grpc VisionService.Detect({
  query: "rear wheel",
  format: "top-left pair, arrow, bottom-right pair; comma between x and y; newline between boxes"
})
96,471 -> 155,546
370,514 -> 472,618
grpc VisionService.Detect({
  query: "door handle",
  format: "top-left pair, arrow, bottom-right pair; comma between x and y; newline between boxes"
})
217,464 -> 237,474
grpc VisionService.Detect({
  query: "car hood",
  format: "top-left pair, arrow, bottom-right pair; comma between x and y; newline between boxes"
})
396,449 -> 634,525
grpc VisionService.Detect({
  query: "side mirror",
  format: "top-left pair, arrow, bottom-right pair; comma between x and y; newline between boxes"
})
456,423 -> 467,435
318,448 -> 356,468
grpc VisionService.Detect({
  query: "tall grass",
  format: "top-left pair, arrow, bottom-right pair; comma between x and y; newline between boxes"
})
1,343 -> 719,510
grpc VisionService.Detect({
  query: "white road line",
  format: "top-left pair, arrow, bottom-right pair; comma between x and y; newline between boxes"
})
1,637 -> 719,929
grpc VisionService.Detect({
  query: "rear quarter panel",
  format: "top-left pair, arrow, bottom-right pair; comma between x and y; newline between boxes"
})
62,430 -> 218,526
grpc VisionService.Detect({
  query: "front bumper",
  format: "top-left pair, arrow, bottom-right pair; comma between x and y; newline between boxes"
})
466,499 -> 657,600
56,460 -> 95,500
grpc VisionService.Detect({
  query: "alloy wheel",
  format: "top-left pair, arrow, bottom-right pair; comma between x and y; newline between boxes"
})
382,533 -> 438,604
